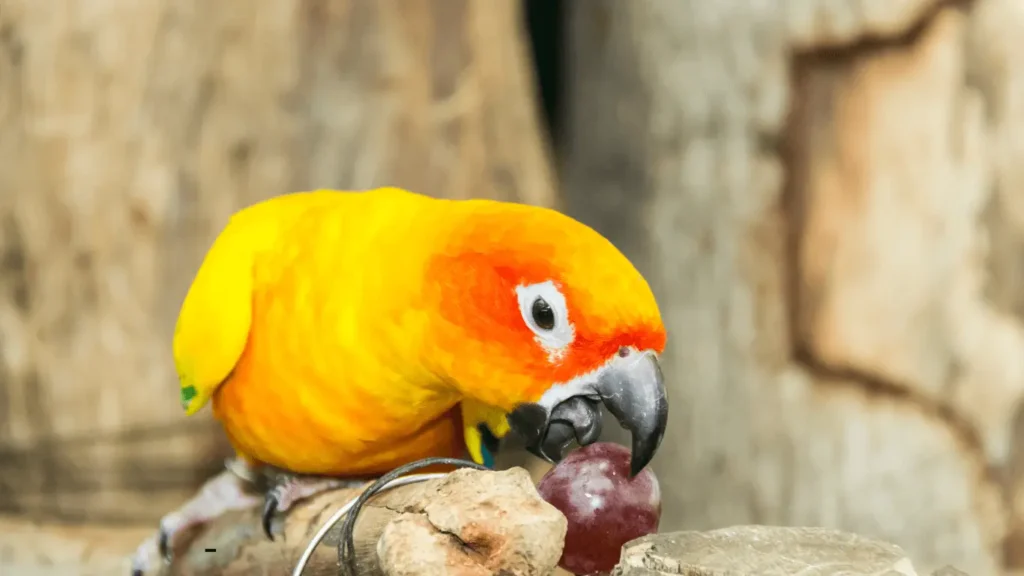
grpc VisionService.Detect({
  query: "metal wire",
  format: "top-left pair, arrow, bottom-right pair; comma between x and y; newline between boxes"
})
289,473 -> 445,576
336,458 -> 488,576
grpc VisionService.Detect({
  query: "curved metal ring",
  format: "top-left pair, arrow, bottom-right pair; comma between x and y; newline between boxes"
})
290,473 -> 446,576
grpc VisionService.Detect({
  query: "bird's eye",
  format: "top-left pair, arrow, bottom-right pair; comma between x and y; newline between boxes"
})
515,280 -> 576,359
531,297 -> 556,331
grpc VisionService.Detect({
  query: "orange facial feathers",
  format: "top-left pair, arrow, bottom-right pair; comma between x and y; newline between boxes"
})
421,199 -> 666,409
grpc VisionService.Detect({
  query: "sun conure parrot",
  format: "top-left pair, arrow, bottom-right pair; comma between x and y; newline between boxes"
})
129,187 -> 668,575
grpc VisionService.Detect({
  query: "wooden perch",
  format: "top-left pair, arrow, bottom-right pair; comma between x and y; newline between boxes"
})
136,467 -> 566,576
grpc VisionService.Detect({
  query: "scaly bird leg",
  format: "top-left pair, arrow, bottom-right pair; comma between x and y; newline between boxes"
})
129,457 -> 263,576
260,469 -> 362,540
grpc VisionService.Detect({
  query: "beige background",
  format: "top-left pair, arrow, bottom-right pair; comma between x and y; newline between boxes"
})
2,0 -> 1023,574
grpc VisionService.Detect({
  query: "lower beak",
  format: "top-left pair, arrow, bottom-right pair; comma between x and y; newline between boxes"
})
508,351 -> 668,477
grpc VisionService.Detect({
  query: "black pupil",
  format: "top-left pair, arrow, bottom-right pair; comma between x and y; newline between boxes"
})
531,297 -> 556,330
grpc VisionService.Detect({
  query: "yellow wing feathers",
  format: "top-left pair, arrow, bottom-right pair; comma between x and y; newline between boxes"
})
174,190 -> 346,415
174,224 -> 257,415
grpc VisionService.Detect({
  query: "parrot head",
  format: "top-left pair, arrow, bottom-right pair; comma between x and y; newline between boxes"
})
424,198 -> 668,476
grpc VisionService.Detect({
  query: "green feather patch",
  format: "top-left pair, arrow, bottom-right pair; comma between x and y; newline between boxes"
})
180,384 -> 198,409
478,423 -> 499,469
480,444 -> 495,469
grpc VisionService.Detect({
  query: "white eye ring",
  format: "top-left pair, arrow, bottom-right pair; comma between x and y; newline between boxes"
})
515,280 -> 575,362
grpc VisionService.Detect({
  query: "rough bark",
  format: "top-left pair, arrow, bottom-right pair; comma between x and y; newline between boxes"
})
564,0 -> 1024,574
0,0 -> 555,524
4,468 -> 567,576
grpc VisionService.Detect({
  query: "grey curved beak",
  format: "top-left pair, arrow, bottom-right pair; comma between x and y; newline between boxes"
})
508,351 -> 668,477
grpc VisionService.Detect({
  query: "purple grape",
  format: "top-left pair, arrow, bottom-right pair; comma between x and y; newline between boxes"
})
536,442 -> 661,575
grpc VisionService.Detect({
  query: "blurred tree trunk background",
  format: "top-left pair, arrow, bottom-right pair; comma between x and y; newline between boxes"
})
3,0 -> 1024,574
0,0 -> 553,528
560,1 -> 1023,575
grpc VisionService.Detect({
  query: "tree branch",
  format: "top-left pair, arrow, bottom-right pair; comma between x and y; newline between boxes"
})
157,467 -> 566,576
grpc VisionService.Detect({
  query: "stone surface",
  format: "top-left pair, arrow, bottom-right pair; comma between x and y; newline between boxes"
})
378,467 -> 568,576
932,566 -> 972,576
613,526 -> 922,576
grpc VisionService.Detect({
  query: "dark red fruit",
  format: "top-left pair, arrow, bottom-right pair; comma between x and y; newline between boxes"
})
536,442 -> 661,575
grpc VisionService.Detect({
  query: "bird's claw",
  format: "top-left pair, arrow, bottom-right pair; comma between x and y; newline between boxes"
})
262,490 -> 281,541
158,522 -> 173,563
259,474 -> 358,542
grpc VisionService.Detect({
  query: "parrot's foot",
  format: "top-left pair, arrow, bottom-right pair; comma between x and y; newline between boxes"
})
261,473 -> 359,540
129,459 -> 262,575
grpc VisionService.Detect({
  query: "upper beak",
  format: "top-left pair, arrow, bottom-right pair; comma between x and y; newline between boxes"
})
507,351 -> 668,477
